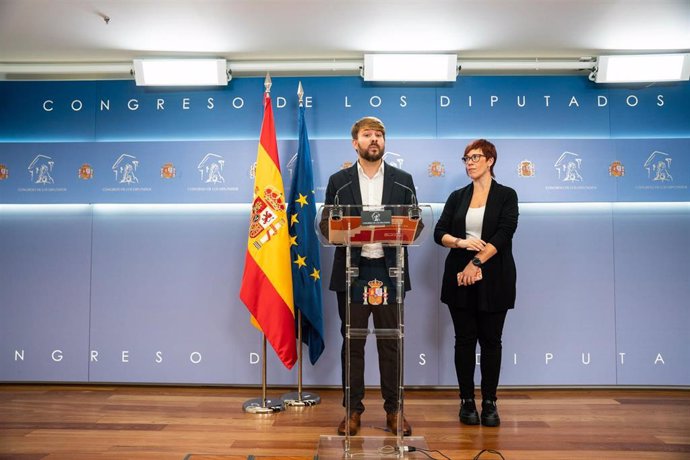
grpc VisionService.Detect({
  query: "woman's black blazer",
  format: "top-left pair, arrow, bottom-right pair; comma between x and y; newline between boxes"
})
433,180 -> 519,312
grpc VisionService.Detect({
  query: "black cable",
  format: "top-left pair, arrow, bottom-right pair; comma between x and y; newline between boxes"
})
416,450 -> 436,459
402,445 -> 504,460
473,448 -> 506,460
404,446 -> 452,460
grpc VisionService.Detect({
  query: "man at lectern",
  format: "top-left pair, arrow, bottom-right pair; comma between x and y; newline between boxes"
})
324,116 -> 418,437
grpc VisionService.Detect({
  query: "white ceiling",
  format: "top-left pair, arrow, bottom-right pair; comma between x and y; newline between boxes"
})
1,0 -> 689,78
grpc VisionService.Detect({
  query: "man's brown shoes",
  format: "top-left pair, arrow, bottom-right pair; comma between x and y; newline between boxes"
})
386,412 -> 412,436
338,412 -> 411,436
337,412 -> 361,436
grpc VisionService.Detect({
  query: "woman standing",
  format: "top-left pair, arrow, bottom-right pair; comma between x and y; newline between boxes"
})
434,139 -> 519,427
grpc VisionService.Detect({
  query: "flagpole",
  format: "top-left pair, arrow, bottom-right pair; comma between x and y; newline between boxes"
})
282,81 -> 321,408
242,74 -> 289,414
262,335 -> 268,404
243,335 -> 284,413
282,311 -> 320,406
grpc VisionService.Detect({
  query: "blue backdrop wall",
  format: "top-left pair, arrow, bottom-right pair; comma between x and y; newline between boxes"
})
1,76 -> 688,386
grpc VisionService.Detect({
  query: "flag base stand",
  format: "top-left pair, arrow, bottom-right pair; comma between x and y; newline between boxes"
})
242,397 -> 285,414
281,390 -> 321,407
282,310 -> 322,408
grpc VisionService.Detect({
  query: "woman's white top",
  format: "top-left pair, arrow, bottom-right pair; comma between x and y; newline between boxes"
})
465,206 -> 485,239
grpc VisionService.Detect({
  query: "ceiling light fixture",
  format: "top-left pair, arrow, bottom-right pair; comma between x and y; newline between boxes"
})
593,53 -> 690,83
132,58 -> 229,86
458,58 -> 595,72
362,54 -> 458,82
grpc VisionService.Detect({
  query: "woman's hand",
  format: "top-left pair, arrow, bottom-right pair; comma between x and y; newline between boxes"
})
455,237 -> 486,252
457,265 -> 482,286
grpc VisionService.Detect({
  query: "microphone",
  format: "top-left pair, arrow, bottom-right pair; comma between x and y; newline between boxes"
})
394,181 -> 421,220
331,180 -> 352,221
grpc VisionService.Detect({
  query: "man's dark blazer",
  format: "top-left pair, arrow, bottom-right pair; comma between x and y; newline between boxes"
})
433,179 -> 519,312
324,162 -> 417,293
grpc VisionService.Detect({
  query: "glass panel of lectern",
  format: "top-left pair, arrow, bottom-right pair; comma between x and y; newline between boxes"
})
314,204 -> 433,459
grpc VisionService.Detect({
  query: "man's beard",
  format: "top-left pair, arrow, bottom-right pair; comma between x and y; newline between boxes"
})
356,141 -> 385,162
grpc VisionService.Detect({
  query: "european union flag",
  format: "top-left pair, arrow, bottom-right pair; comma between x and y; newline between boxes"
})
287,99 -> 325,365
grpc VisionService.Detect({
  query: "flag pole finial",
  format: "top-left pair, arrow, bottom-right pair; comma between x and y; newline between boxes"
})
297,81 -> 304,106
264,73 -> 272,93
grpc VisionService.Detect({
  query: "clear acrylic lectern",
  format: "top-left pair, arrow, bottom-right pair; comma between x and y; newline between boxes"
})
314,203 -> 433,459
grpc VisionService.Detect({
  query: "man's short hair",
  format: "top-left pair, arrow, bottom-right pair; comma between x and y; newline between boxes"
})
351,116 -> 386,140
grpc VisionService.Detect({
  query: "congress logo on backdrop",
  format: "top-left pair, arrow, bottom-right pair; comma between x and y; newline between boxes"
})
644,151 -> 673,182
554,151 -> 583,182
112,154 -> 139,184
517,160 -> 535,177
428,161 -> 445,177
285,151 -> 321,182
286,153 -> 298,179
0,164 -> 8,180
383,151 -> 404,169
198,153 -> 225,184
609,161 -> 625,177
28,155 -> 55,184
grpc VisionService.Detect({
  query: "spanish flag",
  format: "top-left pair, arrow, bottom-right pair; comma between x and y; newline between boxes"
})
240,90 -> 297,369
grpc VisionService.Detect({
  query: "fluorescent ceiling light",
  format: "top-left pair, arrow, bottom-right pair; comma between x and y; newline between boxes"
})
595,53 -> 690,83
363,54 -> 457,82
133,59 -> 228,86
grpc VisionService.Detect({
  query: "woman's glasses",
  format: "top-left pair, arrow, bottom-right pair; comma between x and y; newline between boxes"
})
461,154 -> 485,164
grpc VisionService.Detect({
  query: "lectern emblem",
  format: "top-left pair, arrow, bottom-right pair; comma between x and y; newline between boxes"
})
363,279 -> 388,306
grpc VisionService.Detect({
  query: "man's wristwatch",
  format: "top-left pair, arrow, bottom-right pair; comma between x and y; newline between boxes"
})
472,257 -> 483,267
